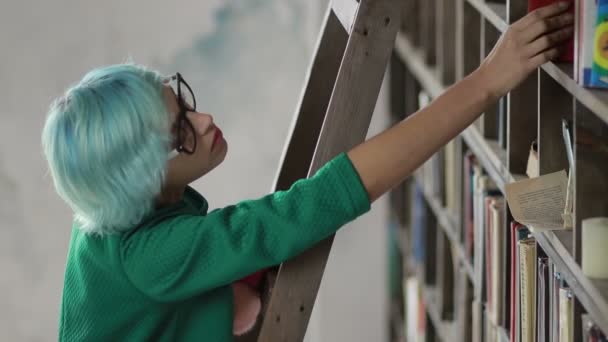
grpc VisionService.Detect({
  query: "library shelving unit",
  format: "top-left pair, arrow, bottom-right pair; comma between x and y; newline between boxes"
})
386,0 -> 608,341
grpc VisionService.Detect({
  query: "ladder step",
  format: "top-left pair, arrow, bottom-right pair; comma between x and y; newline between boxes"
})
331,0 -> 359,33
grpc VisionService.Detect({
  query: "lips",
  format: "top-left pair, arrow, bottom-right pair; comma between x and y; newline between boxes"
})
211,128 -> 223,150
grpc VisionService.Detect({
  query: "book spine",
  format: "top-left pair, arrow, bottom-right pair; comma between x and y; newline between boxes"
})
590,0 -> 608,87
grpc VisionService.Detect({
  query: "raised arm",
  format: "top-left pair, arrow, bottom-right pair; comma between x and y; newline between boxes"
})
348,2 -> 573,202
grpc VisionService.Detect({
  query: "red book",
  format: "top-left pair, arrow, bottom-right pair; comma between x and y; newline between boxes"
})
485,197 -> 495,316
528,0 -> 574,62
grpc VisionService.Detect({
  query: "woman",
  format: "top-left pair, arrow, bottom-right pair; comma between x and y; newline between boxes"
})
42,2 -> 572,341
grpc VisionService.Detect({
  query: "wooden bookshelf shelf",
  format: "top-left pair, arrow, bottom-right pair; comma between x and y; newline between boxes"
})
391,7 -> 608,338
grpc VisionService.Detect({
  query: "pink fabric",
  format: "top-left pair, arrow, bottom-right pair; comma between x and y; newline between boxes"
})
232,282 -> 261,336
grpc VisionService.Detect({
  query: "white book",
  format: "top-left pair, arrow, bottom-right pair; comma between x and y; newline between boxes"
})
577,0 -> 598,86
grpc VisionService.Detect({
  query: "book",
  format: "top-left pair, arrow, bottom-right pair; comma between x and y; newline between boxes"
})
485,197 -> 496,320
473,299 -> 483,342
537,256 -> 550,342
510,222 -> 529,342
548,260 -> 557,342
498,97 -> 507,150
412,184 -> 427,263
519,238 -> 537,342
463,152 -> 478,261
485,196 -> 504,331
445,140 -> 458,219
575,0 -> 601,86
552,269 -> 562,341
475,174 -> 499,303
457,272 -> 474,342
405,276 -> 420,342
591,1 -> 608,87
490,198 -> 505,330
528,0 -> 574,62
558,285 -> 573,342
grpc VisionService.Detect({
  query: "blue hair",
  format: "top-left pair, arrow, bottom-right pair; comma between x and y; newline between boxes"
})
42,63 -> 172,235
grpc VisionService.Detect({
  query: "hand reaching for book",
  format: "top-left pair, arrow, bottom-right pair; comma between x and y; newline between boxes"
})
477,1 -> 573,99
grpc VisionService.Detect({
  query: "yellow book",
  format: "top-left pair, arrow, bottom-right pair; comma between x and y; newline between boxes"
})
519,238 -> 537,342
558,288 -> 573,342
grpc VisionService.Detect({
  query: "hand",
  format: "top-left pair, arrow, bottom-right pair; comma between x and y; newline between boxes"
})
476,1 -> 573,99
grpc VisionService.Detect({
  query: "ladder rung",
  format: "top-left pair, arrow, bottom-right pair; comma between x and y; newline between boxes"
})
331,0 -> 359,33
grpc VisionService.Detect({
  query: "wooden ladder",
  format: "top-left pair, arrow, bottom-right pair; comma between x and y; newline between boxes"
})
246,0 -> 403,340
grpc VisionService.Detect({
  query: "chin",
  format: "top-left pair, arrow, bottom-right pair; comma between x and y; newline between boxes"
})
208,141 -> 229,173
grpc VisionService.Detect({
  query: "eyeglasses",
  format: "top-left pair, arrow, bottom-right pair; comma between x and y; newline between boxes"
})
167,72 -> 197,156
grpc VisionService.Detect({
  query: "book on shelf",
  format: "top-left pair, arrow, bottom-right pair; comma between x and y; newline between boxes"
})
519,237 -> 537,342
474,172 -> 500,302
575,0 -> 598,86
550,266 -> 562,341
575,0 -> 608,87
485,306 -> 495,342
490,198 -> 506,333
582,314 -> 608,341
412,184 -> 427,264
444,139 -> 459,220
591,1 -> 608,87
405,276 -> 426,342
484,195 -> 506,341
473,299 -> 483,342
537,256 -> 550,342
463,151 -> 478,262
498,97 -> 507,150
510,222 -> 530,342
528,0 -> 574,62
460,272 -> 475,342
558,284 -> 573,342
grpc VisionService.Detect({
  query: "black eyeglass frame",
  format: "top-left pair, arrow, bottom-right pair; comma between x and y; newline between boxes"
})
168,72 -> 198,155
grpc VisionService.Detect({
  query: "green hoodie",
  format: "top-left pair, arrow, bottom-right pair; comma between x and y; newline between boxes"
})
59,152 -> 370,341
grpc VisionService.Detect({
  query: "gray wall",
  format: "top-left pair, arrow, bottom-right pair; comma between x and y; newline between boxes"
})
0,1 -> 388,340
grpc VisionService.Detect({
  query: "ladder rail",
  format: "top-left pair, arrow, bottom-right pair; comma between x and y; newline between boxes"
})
331,0 -> 360,34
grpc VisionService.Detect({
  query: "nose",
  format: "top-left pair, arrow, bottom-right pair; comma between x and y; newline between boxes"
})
186,111 -> 215,135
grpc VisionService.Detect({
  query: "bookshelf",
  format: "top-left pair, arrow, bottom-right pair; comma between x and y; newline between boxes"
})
387,0 -> 608,341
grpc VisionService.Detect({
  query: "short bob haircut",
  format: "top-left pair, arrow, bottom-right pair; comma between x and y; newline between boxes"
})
42,63 -> 172,235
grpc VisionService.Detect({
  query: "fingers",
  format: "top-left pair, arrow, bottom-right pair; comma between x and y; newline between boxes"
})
525,25 -> 573,58
514,1 -> 571,30
528,47 -> 561,70
521,12 -> 573,44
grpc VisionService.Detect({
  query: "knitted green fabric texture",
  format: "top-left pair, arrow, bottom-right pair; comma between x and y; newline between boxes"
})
59,152 -> 370,341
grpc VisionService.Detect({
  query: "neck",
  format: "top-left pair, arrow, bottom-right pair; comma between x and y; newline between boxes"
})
155,184 -> 186,209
